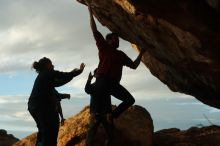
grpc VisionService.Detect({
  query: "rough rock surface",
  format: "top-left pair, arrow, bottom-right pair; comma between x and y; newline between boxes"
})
77,0 -> 220,109
154,125 -> 220,146
13,105 -> 153,146
0,129 -> 19,146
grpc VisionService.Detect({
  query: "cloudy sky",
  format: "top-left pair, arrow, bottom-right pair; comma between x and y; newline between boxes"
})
1,0 -> 220,139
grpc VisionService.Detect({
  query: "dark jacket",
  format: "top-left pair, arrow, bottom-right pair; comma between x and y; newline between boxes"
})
28,69 -> 80,112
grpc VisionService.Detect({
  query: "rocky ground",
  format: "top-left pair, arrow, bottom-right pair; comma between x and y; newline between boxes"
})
154,125 -> 220,146
0,129 -> 19,146
12,105 -> 220,146
13,105 -> 154,146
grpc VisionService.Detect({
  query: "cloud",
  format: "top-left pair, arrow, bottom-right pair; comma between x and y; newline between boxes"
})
0,95 -> 26,104
0,96 -> 34,134
208,108 -> 220,114
0,0 -> 91,74
0,0 -> 184,102
13,111 -> 34,122
174,102 -> 203,106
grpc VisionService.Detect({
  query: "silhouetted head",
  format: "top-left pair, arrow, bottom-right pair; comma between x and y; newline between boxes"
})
106,33 -> 119,49
32,57 -> 54,73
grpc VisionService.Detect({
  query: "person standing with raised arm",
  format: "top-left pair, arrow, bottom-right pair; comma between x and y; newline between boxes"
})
28,57 -> 85,146
87,4 -> 146,123
85,70 -> 113,146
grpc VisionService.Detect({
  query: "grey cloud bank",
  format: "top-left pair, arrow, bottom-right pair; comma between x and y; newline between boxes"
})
0,0 -> 90,73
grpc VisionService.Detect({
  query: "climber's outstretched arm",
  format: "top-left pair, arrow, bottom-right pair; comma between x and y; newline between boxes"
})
126,48 -> 146,70
131,49 -> 146,69
87,3 -> 106,50
88,4 -> 98,34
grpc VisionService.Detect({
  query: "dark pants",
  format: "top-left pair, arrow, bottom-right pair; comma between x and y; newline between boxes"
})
86,113 -> 113,146
95,77 -> 135,118
29,109 -> 59,146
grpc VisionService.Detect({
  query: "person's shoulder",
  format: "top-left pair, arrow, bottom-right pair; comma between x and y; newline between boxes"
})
39,70 -> 50,76
117,50 -> 124,53
42,70 -> 59,78
51,70 -> 63,75
117,50 -> 127,56
36,71 -> 53,81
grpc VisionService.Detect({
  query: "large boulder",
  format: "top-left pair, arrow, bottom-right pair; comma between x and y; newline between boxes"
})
77,0 -> 220,109
0,129 -> 19,146
13,105 -> 154,146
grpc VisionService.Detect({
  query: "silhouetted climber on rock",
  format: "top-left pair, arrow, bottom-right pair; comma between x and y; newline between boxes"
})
54,89 -> 71,126
28,57 -> 85,146
85,70 -> 113,146
87,4 -> 146,122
